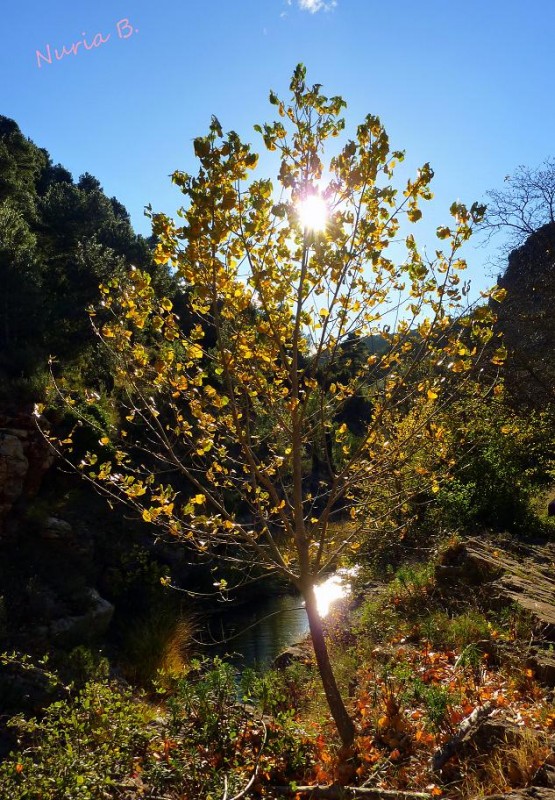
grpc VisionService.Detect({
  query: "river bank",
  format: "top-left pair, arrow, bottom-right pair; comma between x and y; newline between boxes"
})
204,569 -> 356,671
3,536 -> 555,800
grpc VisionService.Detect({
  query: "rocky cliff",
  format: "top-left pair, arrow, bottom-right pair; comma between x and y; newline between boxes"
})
495,222 -> 555,406
0,413 -> 53,536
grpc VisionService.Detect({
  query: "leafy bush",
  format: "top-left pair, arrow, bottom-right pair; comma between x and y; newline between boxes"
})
0,681 -> 151,800
152,658 -> 313,796
241,660 -> 314,720
0,658 -> 314,800
429,404 -> 555,534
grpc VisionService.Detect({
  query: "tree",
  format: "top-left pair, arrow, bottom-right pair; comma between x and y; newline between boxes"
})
482,158 -> 555,259
0,200 -> 40,358
54,66 -> 501,746
0,114 -> 179,401
480,158 -> 555,404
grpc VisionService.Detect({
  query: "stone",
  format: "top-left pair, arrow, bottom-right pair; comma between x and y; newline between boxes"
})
0,416 -> 55,535
494,221 -> 555,407
470,716 -> 527,749
0,433 -> 28,519
481,790 -> 555,800
533,763 -> 555,789
40,516 -> 74,541
0,657 -> 66,713
440,539 -> 555,637
272,643 -> 309,670
527,650 -> 555,688
48,588 -> 114,646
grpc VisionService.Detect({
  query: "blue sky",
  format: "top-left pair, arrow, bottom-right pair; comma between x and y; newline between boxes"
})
2,0 -> 554,293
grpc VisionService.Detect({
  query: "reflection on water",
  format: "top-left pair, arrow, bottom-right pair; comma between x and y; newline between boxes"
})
211,570 -> 353,671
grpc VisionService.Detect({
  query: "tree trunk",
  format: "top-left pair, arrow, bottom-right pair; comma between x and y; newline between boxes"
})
303,580 -> 356,747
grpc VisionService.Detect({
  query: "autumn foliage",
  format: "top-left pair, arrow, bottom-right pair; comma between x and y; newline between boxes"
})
51,65 -> 505,744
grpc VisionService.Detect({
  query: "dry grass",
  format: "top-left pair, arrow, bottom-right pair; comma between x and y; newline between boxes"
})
120,609 -> 195,686
459,727 -> 551,799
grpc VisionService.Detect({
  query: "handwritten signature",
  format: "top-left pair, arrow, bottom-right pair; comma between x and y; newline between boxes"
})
36,18 -> 137,69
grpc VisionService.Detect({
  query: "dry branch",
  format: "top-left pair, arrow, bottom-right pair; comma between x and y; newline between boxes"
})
431,701 -> 494,773
269,785 -> 431,799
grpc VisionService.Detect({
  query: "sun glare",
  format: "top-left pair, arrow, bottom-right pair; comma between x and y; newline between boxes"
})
297,193 -> 328,232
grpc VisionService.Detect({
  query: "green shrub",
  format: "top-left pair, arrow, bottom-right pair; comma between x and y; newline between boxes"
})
241,660 -> 313,720
0,659 -> 314,800
0,681 -> 151,800
65,646 -> 110,688
153,658 -> 313,795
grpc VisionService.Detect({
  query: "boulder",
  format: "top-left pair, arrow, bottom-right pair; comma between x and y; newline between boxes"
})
437,538 -> 555,637
534,762 -> 555,789
272,643 -> 310,670
481,790 -> 555,800
44,589 -> 115,647
0,416 -> 54,535
39,516 -> 74,541
0,433 -> 28,522
527,650 -> 555,688
0,656 -> 66,713
433,706 -> 554,777
494,221 -> 555,407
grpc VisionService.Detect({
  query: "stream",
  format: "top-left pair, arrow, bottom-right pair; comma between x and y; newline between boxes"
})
209,571 -> 354,671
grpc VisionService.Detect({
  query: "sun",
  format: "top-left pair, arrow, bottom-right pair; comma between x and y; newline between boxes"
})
297,193 -> 328,232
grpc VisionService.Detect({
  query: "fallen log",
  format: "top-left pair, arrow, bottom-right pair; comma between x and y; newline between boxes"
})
431,701 -> 495,773
268,786 -> 431,799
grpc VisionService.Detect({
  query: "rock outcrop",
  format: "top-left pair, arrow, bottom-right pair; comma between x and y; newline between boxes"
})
37,588 -> 115,646
436,537 -> 555,637
0,414 -> 53,535
482,791 -> 555,800
493,222 -> 555,405
0,432 -> 28,523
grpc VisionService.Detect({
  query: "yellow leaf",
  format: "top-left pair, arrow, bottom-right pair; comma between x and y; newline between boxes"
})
450,360 -> 466,373
490,286 -> 507,303
491,346 -> 507,366
189,344 -> 203,359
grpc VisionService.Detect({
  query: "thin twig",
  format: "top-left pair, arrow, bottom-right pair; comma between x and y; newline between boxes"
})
226,719 -> 268,800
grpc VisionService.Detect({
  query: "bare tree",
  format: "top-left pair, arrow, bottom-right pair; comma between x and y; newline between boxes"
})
482,158 -> 555,259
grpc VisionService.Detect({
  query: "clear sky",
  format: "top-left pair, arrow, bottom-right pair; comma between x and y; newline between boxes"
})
2,0 -> 554,294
